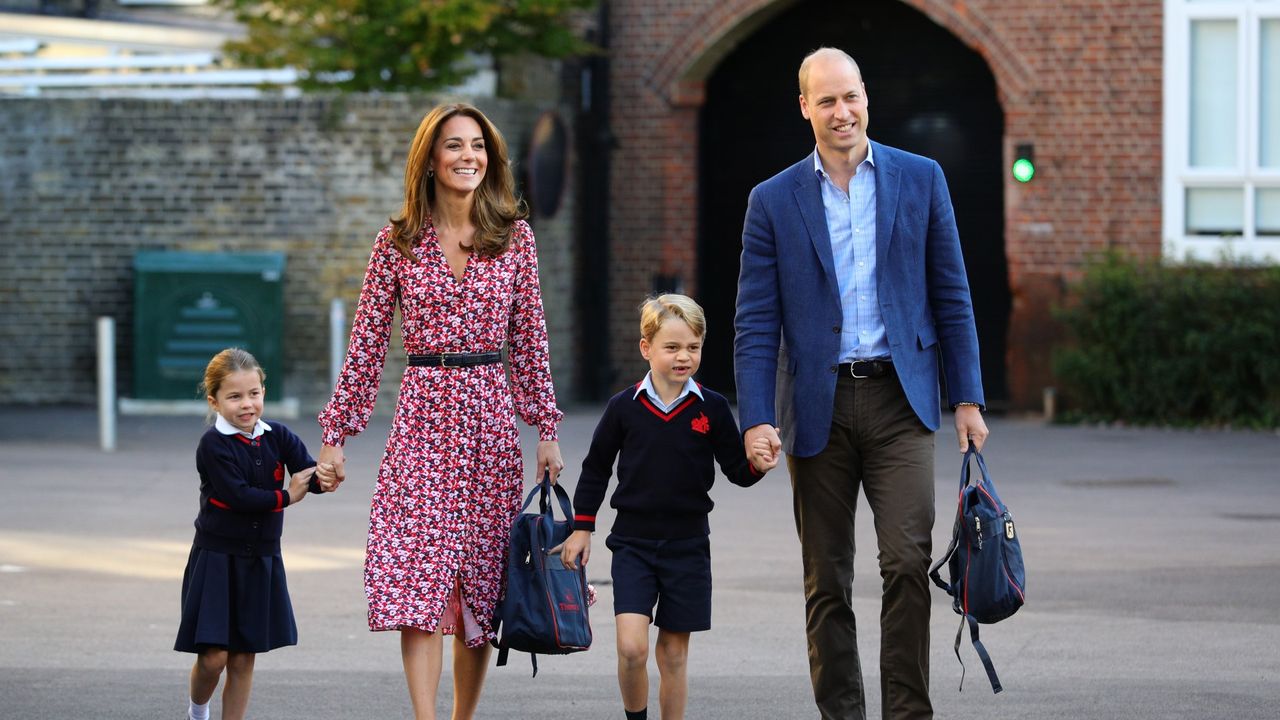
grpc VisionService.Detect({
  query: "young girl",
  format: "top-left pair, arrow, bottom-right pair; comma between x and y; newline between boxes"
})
174,348 -> 324,720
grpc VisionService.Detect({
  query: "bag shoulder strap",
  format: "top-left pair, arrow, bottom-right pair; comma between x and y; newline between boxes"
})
953,613 -> 1003,694
930,450 -> 980,594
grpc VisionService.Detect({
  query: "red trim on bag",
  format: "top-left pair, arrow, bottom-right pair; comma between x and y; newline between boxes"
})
1004,566 -> 1025,601
977,484 -> 1001,510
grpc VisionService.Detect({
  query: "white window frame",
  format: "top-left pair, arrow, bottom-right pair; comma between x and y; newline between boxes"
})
1164,0 -> 1280,262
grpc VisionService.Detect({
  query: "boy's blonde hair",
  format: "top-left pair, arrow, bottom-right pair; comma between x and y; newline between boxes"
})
639,294 -> 706,341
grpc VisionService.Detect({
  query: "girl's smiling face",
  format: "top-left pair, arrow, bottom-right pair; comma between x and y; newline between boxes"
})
208,369 -> 265,434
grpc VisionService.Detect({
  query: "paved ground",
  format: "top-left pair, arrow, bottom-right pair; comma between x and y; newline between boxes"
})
1,404 -> 1278,719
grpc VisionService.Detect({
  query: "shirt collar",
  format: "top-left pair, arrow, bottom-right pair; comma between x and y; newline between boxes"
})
813,141 -> 876,179
633,372 -> 703,404
214,415 -> 271,439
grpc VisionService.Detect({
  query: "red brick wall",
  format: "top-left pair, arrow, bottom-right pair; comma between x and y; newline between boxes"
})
607,0 -> 1164,409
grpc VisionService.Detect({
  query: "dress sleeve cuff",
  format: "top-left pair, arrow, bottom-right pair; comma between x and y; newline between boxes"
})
321,426 -> 347,447
537,420 -> 559,442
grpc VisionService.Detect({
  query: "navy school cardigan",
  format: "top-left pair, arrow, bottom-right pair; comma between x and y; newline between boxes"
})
191,421 -> 321,557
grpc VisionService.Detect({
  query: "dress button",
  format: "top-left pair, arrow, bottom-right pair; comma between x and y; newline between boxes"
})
255,459 -> 262,466
252,521 -> 260,529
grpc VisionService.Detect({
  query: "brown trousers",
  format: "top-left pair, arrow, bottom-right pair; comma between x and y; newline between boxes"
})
787,372 -> 936,720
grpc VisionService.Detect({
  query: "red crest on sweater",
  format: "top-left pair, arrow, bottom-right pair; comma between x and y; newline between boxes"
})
691,413 -> 710,434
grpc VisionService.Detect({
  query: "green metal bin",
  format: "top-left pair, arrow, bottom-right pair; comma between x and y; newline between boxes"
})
133,251 -> 285,400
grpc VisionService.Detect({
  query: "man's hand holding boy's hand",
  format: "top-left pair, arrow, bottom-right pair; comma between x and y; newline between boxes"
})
554,529 -> 593,571
749,436 -> 780,473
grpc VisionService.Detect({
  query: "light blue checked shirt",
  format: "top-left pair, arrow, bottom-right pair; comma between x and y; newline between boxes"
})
634,371 -> 703,412
814,146 -> 890,362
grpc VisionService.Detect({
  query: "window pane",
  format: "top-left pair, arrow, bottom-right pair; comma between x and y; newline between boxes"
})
1258,189 -> 1280,236
1262,20 -> 1280,168
1190,20 -> 1238,167
1186,187 -> 1244,235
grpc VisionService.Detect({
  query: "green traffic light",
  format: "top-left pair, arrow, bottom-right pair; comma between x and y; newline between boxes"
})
1012,157 -> 1035,183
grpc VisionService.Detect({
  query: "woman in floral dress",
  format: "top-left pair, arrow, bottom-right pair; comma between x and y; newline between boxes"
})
315,103 -> 564,720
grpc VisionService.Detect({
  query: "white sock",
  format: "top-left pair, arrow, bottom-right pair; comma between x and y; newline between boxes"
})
188,698 -> 210,720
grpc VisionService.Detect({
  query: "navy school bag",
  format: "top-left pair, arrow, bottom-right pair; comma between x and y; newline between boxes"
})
929,448 -> 1026,693
493,472 -> 592,676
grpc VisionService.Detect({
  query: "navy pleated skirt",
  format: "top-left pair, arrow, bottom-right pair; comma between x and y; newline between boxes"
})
174,545 -> 298,654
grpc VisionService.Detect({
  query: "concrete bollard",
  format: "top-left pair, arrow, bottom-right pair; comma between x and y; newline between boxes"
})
97,317 -> 116,452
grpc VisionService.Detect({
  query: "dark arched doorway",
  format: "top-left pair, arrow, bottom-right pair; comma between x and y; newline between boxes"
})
697,0 -> 1009,406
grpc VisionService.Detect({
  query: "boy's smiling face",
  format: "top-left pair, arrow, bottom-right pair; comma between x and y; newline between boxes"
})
640,317 -> 703,398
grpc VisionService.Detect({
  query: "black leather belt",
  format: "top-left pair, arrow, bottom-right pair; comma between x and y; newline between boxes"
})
838,359 -> 894,379
407,351 -> 502,368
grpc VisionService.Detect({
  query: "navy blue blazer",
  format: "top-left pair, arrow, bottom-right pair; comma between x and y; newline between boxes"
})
734,142 -> 984,458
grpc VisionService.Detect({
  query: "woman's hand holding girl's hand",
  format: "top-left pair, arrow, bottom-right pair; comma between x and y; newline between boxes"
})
536,440 -> 565,485
316,444 -> 346,491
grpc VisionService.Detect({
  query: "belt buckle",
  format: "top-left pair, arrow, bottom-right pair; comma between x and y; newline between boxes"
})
439,353 -> 454,368
849,361 -> 869,379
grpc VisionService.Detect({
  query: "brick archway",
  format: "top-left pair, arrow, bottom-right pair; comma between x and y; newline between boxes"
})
652,0 -> 1031,109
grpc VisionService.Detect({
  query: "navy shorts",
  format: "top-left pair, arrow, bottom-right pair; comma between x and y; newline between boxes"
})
606,533 -> 712,632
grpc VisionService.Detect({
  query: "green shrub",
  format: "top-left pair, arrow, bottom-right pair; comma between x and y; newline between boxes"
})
1053,252 -> 1280,428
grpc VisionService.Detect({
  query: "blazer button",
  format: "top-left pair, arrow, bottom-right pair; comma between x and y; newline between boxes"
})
830,365 -> 837,373
832,326 -> 841,334
255,459 -> 262,466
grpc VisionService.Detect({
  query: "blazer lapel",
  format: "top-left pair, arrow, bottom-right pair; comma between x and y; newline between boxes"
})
873,141 -> 901,270
793,156 -> 838,289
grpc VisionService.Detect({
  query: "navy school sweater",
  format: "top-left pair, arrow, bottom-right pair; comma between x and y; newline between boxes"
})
571,382 -> 763,539
192,421 -> 321,556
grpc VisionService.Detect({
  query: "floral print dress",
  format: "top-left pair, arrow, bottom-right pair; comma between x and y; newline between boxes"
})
319,219 -> 562,646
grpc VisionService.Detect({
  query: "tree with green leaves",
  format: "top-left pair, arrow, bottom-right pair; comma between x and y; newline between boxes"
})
215,0 -> 595,91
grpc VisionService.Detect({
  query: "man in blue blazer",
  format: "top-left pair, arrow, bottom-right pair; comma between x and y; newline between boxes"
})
734,48 -> 989,720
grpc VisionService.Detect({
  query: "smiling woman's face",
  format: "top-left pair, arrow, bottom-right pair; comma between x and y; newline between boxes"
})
429,114 -> 488,196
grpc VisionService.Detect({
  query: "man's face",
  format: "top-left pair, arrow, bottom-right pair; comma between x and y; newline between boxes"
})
799,55 -> 870,158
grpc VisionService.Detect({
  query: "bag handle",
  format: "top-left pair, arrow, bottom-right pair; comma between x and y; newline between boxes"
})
518,470 -> 574,521
516,470 -> 574,552
958,447 -> 992,491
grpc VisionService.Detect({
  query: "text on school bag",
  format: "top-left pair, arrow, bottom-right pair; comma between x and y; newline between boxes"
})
929,448 -> 1026,694
493,471 -> 592,676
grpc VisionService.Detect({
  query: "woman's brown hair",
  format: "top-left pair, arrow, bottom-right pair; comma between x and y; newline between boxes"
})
389,102 -> 528,259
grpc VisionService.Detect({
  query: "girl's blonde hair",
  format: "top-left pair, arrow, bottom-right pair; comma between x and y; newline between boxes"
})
389,102 -> 528,260
639,294 -> 706,341
200,348 -> 265,421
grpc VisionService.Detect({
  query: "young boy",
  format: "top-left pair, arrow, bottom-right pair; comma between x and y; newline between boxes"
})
558,294 -> 778,720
